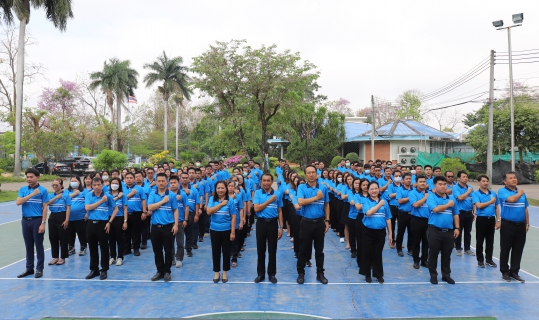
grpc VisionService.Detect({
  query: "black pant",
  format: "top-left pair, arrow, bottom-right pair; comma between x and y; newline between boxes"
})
290,209 -> 301,255
329,194 -> 338,229
297,219 -> 325,274
125,211 -> 142,252
141,216 -> 150,245
389,205 -> 399,241
359,227 -> 386,278
87,220 -> 109,272
499,220 -> 527,274
427,226 -> 453,277
455,211 -> 473,250
411,216 -> 429,264
347,217 -> 357,253
198,207 -> 206,239
109,216 -> 125,260
475,216 -> 496,263
336,201 -> 344,236
48,212 -> 69,259
354,213 -> 365,268
210,229 -> 231,272
185,212 -> 196,250
396,211 -> 411,252
256,219 -> 278,276
22,218 -> 45,272
68,219 -> 87,250
151,223 -> 174,274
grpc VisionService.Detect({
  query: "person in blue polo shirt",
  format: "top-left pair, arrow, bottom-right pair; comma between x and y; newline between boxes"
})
168,176 -> 188,268
147,173 -> 179,282
395,171 -> 413,258
182,171 -> 200,257
85,177 -> 117,280
253,173 -> 284,284
472,174 -> 499,269
497,171 -> 529,282
67,176 -> 88,256
452,170 -> 475,257
47,178 -> 71,266
16,168 -> 49,279
296,165 -> 330,285
108,177 -> 127,267
407,174 -> 430,269
124,172 -> 148,257
426,176 -> 460,285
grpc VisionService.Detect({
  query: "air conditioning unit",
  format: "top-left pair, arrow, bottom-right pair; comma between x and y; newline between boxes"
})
398,146 -> 408,154
399,154 -> 417,165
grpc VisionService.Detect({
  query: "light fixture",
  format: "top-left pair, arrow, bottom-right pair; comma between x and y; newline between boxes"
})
492,20 -> 504,28
512,13 -> 523,24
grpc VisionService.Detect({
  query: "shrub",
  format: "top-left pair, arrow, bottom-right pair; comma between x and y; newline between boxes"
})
225,155 -> 245,168
345,152 -> 360,163
468,172 -> 486,181
535,170 -> 539,182
240,158 -> 249,164
330,155 -> 343,168
93,150 -> 128,171
253,156 -> 263,165
440,158 -> 467,177
0,157 -> 15,172
269,157 -> 279,168
149,150 -> 175,164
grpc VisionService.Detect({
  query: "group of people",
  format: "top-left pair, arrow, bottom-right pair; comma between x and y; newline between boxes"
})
15,157 -> 530,285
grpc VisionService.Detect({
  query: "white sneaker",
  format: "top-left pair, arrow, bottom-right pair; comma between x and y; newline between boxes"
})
176,260 -> 183,268
340,238 -> 345,243
116,258 -> 123,266
456,250 -> 463,256
109,258 -> 115,266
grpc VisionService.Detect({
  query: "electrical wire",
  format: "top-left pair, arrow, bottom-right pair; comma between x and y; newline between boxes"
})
421,64 -> 490,102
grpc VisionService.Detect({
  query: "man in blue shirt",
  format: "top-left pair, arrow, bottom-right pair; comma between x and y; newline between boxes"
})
181,171 -> 200,257
387,169 -> 402,249
147,173 -> 179,282
497,171 -> 529,282
424,165 -> 435,190
472,175 -> 499,268
444,170 -> 457,195
253,173 -> 284,284
124,172 -> 148,256
452,170 -> 475,256
395,171 -> 413,257
16,168 -> 49,279
407,174 -> 429,269
426,176 -> 460,285
296,165 -> 330,285
169,176 -> 188,268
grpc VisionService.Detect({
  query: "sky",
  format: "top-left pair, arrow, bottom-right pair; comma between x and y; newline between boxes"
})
7,0 -> 539,132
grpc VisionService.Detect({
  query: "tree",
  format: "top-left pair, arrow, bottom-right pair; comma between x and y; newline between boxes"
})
37,79 -> 79,120
396,90 -> 423,121
93,149 -> 128,171
143,51 -> 191,151
11,0 -> 73,176
427,107 -> 461,132
357,98 -> 400,126
327,98 -> 354,116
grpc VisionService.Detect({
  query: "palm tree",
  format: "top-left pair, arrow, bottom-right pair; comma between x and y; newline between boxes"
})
143,51 -> 191,151
89,58 -> 138,150
11,0 -> 73,176
171,93 -> 184,159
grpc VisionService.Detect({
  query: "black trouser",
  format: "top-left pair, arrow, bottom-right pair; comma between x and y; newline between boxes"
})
198,207 -> 206,239
141,216 -> 150,245
109,216 -> 125,260
389,205 -> 399,241
48,212 -> 69,259
291,211 -> 301,256
411,216 -> 429,264
282,199 -> 291,229
339,202 -> 350,238
151,223 -> 174,274
336,200 -> 344,236
87,220 -> 109,272
396,210 -> 411,252
125,211 -> 142,252
359,227 -> 386,278
347,217 -> 357,253
355,213 -> 365,268
499,220 -> 527,274
455,210 -> 473,251
174,224 -> 185,261
329,194 -> 338,229
210,229 -> 231,272
427,226 -> 453,277
248,207 -> 255,233
68,219 -> 87,250
185,212 -> 196,250
475,216 -> 496,263
22,217 -> 45,272
297,218 -> 325,274
256,219 -> 278,276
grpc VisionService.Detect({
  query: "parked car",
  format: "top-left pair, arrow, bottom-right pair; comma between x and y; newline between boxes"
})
59,156 -> 96,176
52,163 -> 72,176
32,162 -> 51,175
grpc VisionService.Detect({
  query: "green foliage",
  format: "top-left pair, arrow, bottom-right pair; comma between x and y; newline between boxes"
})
535,170 -> 539,182
330,155 -> 343,168
0,131 -> 15,156
268,157 -> 279,168
345,152 -> 360,163
467,172 -> 485,180
0,174 -> 57,183
240,158 -> 248,164
80,147 -> 91,156
397,91 -> 423,121
93,150 -> 128,171
440,158 -> 467,176
253,156 -> 263,164
0,191 -> 18,203
466,125 -> 488,162
0,157 -> 15,171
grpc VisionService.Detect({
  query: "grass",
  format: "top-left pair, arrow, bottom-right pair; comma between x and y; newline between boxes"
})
528,197 -> 539,207
0,174 -> 58,183
0,191 -> 18,203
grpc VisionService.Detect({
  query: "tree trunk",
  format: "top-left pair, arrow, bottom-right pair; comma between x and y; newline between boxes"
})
13,18 -> 26,177
164,99 -> 168,150
116,98 -> 122,151
175,102 -> 180,159
260,119 -> 268,170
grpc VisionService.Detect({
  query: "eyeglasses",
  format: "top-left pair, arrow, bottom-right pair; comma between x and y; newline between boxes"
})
446,176 -> 454,178
52,184 -> 59,187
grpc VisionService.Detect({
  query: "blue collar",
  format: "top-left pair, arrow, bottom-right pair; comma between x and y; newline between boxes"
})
262,189 -> 274,195
306,183 -> 320,189
28,184 -> 40,190
457,183 -> 468,189
434,192 -> 447,199
504,186 -> 518,193
478,189 -> 491,195
157,189 -> 170,197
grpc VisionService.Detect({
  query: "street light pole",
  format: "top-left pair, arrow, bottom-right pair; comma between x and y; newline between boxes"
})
507,27 -> 516,171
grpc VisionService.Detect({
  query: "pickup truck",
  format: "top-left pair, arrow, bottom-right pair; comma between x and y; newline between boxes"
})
59,156 -> 96,176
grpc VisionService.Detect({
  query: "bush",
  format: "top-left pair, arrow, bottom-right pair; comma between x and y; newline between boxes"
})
535,170 -> 539,182
240,158 -> 249,164
0,157 -> 15,172
345,152 -> 360,163
149,150 -> 175,164
224,155 -> 245,168
269,157 -> 279,168
440,158 -> 467,177
468,172 -> 486,181
253,156 -> 263,165
93,150 -> 128,171
330,155 -> 343,168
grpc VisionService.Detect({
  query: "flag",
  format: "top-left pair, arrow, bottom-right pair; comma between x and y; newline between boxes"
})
128,96 -> 137,104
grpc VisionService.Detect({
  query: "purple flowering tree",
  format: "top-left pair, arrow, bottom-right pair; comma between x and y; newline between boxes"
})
37,79 -> 81,119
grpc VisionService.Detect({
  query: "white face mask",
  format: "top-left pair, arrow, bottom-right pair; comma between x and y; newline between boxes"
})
411,170 -> 416,175
102,175 -> 109,181
70,182 -> 79,188
394,177 -> 402,183
364,170 -> 370,175
337,177 -> 342,182
196,162 -> 201,167
111,184 -> 119,191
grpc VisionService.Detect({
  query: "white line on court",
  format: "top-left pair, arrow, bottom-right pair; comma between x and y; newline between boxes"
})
0,219 -> 19,226
0,248 -> 51,271
0,202 -> 16,207
470,245 -> 539,280
184,311 -> 331,319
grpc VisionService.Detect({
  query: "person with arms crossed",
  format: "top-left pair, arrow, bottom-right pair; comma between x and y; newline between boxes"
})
472,174 -> 499,268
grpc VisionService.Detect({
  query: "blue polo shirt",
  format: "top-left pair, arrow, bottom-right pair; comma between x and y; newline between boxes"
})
278,182 -> 291,201
498,187 -> 528,222
348,192 -> 366,219
425,176 -> 435,190
69,189 -> 88,221
170,189 -> 187,222
340,185 -> 351,203
396,185 -> 414,213
48,190 -> 71,213
426,193 -> 458,229
387,183 -> 402,206
208,197 -> 237,231
290,189 -> 303,217
253,189 -> 282,219
230,192 -> 244,228
85,191 -> 116,221
183,186 -> 200,213
148,190 -> 178,225
453,183 -> 474,212
124,184 -> 147,213
18,184 -> 49,218
472,189 -> 498,217
297,183 -> 329,219
362,197 -> 391,229
408,188 -> 429,218
110,192 -> 127,217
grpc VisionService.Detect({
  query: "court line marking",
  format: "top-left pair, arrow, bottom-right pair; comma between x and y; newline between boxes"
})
470,245 -> 539,280
0,248 -> 51,271
0,219 -> 19,226
0,202 -> 16,207
184,311 -> 331,319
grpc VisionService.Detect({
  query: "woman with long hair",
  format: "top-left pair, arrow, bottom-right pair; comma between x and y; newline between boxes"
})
47,178 -> 71,266
67,176 -> 88,256
340,173 -> 354,249
228,178 -> 245,268
354,178 -> 370,267
108,177 -> 128,266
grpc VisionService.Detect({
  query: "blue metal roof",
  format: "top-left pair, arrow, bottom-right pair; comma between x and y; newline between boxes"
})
344,122 -> 372,141
267,138 -> 289,143
348,119 -> 454,141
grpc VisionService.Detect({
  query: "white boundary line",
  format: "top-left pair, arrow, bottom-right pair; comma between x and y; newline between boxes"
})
470,245 -> 539,280
0,248 -> 51,271
183,311 -> 331,319
0,219 -> 19,226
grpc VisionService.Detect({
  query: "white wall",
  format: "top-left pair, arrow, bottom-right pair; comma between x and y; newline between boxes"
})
390,140 -> 431,162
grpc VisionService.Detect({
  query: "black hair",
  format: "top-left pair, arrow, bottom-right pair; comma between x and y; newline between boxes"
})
424,165 -> 432,170
367,181 -> 380,199
415,174 -> 426,182
503,171 -> 517,180
25,168 -> 40,177
261,173 -> 274,181
212,180 -> 230,202
109,177 -> 123,193
304,165 -> 316,174
169,175 -> 180,182
156,173 -> 168,180
457,170 -> 468,178
92,177 -> 103,185
68,175 -> 83,192
111,169 -> 119,175
433,166 -> 441,172
402,172 -> 412,179
477,174 -> 489,182
433,176 -> 447,184
125,172 -> 135,179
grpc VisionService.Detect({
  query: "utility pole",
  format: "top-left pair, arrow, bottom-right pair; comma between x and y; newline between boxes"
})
175,102 -> 179,160
507,28 -> 516,171
13,19 -> 27,177
371,95 -> 375,161
487,50 -> 495,180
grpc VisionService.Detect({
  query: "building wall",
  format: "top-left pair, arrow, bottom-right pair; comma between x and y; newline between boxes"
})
363,141 -> 391,162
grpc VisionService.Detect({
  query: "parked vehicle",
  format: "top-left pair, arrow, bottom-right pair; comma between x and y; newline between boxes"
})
32,162 -> 51,175
58,156 -> 96,176
52,163 -> 72,176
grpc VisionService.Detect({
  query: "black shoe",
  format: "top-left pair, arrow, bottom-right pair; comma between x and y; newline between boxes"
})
86,270 -> 99,279
366,276 -> 372,283
316,273 -> 328,284
413,262 -> 420,269
420,262 -> 428,268
141,243 -> 147,250
478,262 -> 485,268
502,272 -> 511,282
442,276 -> 455,284
430,276 -> 438,284
510,272 -> 525,283
100,271 -> 107,280
193,243 -> 198,249
134,249 -> 140,256
124,250 -> 132,255
269,275 -> 278,284
199,237 -> 204,242
486,260 -> 497,268
254,276 -> 265,283
164,273 -> 171,282
186,250 -> 193,257
213,275 -> 220,283
351,252 -> 357,258
407,251 -> 413,256
17,270 -> 34,278
222,276 -> 228,283
306,260 -> 312,267
34,271 -> 43,278
297,274 -> 305,284
151,272 -> 164,281
377,277 -> 384,284
397,251 -> 404,257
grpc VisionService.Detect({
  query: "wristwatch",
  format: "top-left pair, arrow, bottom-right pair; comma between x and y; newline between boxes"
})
325,219 -> 330,222
496,219 -> 501,222
41,221 -> 46,225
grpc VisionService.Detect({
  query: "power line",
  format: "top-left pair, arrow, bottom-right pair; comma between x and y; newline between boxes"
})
421,64 -> 490,102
